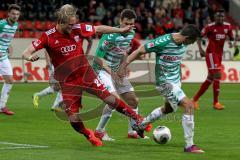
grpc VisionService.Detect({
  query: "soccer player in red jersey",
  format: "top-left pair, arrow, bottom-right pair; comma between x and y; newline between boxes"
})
22,4 -> 147,146
193,9 -> 234,110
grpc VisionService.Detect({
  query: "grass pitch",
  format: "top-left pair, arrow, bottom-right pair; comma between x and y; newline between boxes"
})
0,83 -> 239,160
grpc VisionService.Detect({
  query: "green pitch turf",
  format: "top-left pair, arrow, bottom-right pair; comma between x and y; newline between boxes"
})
0,83 -> 239,160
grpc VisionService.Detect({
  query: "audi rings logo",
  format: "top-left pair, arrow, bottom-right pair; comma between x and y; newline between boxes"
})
61,45 -> 76,54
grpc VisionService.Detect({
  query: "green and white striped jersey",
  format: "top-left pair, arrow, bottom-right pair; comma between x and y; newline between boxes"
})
144,34 -> 186,85
0,19 -> 18,61
93,29 -> 135,72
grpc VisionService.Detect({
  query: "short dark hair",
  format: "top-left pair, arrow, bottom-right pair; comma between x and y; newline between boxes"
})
8,4 -> 21,12
215,9 -> 225,17
120,9 -> 137,20
180,24 -> 201,38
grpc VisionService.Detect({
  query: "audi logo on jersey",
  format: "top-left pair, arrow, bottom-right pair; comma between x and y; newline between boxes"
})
60,45 -> 76,54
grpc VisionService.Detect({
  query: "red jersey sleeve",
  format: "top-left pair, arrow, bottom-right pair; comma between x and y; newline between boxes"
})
201,25 -> 209,37
129,38 -> 141,55
73,23 -> 96,38
32,32 -> 48,51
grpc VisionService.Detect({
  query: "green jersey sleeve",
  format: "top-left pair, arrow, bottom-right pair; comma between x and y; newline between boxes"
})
144,34 -> 172,53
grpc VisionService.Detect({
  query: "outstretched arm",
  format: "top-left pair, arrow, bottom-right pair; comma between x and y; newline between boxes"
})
85,37 -> 93,55
22,44 -> 39,62
95,25 -> 132,34
118,45 -> 146,77
197,38 -> 205,57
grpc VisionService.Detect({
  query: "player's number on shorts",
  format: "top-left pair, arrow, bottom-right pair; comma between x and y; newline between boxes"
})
94,78 -> 102,87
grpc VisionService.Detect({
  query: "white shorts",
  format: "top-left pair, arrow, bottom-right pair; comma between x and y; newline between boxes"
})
156,82 -> 186,112
0,59 -> 13,76
98,70 -> 134,94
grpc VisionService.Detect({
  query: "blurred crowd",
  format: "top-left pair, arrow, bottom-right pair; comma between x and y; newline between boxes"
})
0,0 -> 234,39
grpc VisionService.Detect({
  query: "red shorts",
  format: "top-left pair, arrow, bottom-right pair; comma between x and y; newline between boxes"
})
205,52 -> 222,74
59,66 -> 111,116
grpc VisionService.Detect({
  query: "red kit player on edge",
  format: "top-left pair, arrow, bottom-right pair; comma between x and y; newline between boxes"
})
193,9 -> 234,110
22,4 -> 149,147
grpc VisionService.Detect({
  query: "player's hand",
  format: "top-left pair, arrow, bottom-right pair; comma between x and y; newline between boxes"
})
120,26 -> 132,33
199,49 -> 206,57
111,72 -> 122,85
117,66 -> 127,79
27,55 -> 40,62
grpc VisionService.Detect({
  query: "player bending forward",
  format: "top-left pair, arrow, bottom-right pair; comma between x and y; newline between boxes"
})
119,24 -> 204,153
22,4 -> 148,147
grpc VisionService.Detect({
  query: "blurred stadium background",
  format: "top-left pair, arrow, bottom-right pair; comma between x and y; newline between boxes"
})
0,0 -> 239,38
0,0 -> 240,83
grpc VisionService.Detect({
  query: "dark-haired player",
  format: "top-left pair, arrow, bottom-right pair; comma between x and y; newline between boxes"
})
193,9 -> 234,110
119,24 -> 204,153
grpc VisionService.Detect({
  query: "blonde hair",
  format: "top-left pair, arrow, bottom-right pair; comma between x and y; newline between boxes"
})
55,4 -> 77,24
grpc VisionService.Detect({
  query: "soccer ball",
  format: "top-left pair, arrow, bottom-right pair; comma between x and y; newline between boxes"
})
153,126 -> 171,144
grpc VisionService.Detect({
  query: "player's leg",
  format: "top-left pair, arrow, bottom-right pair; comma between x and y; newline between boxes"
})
158,83 -> 203,153
212,72 -> 224,109
212,55 -> 224,110
60,82 -> 102,146
51,83 -> 63,111
32,86 -> 55,108
33,67 -> 57,108
119,80 -> 148,138
141,101 -> 173,126
193,53 -> 215,109
82,67 -> 144,134
51,91 -> 63,111
0,59 -> 14,115
180,97 -> 204,153
95,70 -> 117,141
193,74 -> 213,109
121,91 -> 140,138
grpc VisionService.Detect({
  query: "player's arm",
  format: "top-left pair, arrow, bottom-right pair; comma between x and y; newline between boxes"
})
228,25 -> 235,48
197,38 -> 205,57
118,45 -> 146,77
95,49 -> 122,84
95,25 -> 132,34
129,38 -> 145,60
85,37 -> 93,55
44,50 -> 51,69
23,33 -> 48,61
22,44 -> 40,62
197,26 -> 208,57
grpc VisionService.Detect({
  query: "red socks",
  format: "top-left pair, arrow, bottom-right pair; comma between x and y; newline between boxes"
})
194,78 -> 212,101
108,97 -> 142,122
70,121 -> 90,138
213,79 -> 220,104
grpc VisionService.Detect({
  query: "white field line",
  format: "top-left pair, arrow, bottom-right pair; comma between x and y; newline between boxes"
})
0,141 -> 49,150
